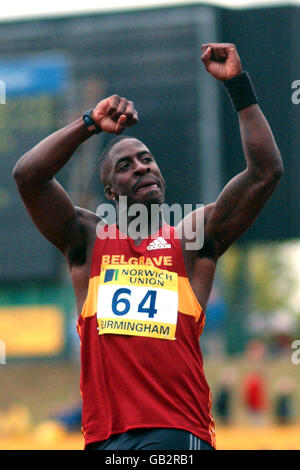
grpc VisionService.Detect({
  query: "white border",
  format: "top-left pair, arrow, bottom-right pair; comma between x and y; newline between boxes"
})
0,0 -> 298,23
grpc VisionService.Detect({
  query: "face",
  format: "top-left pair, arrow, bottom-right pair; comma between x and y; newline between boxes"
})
104,138 -> 166,206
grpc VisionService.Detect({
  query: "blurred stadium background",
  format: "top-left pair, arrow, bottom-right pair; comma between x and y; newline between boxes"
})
0,0 -> 300,450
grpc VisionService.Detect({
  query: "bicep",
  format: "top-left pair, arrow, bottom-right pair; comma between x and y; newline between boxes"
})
205,170 -> 278,256
15,177 -> 82,253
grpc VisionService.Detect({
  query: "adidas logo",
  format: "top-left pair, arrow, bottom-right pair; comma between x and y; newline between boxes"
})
146,237 -> 171,250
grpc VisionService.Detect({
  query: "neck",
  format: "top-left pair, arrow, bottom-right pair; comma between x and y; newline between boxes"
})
117,202 -> 164,240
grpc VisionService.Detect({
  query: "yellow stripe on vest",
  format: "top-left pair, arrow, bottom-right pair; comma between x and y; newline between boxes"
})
81,273 -> 202,323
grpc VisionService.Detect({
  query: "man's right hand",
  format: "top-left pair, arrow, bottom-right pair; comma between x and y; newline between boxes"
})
91,94 -> 138,135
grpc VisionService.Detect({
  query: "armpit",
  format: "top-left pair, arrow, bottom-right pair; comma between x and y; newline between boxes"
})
197,237 -> 218,260
67,235 -> 87,266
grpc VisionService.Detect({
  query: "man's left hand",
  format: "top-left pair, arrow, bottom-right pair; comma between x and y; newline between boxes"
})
201,43 -> 242,81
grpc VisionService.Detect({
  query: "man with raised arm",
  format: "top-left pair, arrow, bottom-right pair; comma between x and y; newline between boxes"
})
13,43 -> 283,450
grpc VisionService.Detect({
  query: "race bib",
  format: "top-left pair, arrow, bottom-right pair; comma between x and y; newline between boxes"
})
97,264 -> 178,340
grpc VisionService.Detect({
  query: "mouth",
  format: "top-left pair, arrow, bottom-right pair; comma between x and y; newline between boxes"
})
134,179 -> 160,193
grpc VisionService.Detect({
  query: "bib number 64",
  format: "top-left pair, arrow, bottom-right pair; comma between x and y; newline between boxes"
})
111,288 -> 158,319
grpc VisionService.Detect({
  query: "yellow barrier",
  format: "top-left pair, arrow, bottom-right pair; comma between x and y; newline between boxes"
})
216,425 -> 300,450
0,425 -> 299,450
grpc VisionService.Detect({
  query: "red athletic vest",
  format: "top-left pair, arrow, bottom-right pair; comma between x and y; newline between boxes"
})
77,224 -> 216,448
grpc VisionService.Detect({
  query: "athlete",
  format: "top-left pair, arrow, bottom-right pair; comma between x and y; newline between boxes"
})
13,43 -> 283,450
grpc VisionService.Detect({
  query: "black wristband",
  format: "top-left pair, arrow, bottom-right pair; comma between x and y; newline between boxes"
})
224,71 -> 258,112
82,108 -> 101,134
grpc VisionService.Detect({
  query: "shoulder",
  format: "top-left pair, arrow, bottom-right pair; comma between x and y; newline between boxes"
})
75,206 -> 100,230
176,202 -> 216,240
204,202 -> 216,221
66,206 -> 100,266
176,202 -> 218,260
176,203 -> 218,286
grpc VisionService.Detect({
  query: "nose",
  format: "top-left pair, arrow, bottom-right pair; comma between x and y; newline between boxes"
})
133,159 -> 150,176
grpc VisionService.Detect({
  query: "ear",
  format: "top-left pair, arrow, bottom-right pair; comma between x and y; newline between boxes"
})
105,185 -> 117,202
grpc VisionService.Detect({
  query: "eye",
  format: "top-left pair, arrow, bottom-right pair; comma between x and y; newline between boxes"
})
118,162 -> 130,172
142,156 -> 152,164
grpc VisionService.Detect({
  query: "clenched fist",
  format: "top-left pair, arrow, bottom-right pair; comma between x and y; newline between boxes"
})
201,43 -> 242,81
91,95 -> 138,135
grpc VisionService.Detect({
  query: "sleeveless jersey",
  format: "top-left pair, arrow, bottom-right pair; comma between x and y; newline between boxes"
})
77,224 -> 216,448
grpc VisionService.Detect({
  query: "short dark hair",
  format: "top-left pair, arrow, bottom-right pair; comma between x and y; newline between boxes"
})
98,135 -> 137,184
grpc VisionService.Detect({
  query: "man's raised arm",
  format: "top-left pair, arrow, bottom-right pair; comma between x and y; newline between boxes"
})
12,95 -> 138,254
201,43 -> 283,257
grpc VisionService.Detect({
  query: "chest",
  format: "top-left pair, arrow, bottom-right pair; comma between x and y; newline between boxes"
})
81,230 -> 204,337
